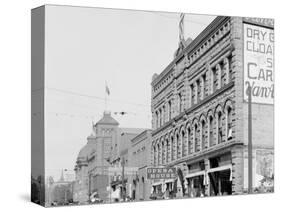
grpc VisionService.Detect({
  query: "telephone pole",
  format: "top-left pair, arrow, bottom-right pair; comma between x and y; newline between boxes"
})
121,157 -> 126,201
247,85 -> 253,194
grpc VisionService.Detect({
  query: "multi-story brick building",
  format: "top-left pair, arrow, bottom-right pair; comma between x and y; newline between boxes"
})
150,16 -> 274,198
73,111 -> 146,203
128,130 -> 152,201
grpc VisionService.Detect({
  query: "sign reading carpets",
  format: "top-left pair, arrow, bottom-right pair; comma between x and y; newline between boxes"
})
147,167 -> 177,180
243,22 -> 274,104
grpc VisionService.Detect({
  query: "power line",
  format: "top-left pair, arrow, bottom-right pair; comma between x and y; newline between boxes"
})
46,87 -> 151,108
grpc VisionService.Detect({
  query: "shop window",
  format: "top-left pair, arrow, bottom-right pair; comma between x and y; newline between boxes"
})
210,157 -> 220,168
187,175 -> 206,197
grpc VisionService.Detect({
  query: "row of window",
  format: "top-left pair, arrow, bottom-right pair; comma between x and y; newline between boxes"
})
152,100 -> 233,166
154,56 -> 232,130
190,56 -> 232,106
153,19 -> 231,94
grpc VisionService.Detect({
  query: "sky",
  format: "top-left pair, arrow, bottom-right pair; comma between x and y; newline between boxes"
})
44,5 -> 216,181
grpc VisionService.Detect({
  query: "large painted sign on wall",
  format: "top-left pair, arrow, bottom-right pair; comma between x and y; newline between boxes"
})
243,23 -> 274,104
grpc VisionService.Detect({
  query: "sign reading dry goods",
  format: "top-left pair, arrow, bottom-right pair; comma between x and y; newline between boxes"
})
243,23 -> 274,104
147,167 -> 177,179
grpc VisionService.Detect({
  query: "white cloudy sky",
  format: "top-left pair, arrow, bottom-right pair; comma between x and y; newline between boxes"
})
44,5 -> 216,180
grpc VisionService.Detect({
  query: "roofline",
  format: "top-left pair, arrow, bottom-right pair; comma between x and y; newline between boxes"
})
131,129 -> 152,143
151,16 -> 230,86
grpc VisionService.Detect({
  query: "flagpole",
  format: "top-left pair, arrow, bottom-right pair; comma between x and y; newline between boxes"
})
105,81 -> 107,111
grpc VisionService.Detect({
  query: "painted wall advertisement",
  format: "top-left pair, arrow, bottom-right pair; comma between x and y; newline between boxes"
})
255,149 -> 274,189
243,23 -> 274,104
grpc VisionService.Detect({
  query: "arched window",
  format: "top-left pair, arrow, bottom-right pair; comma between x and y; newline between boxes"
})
181,130 -> 186,157
201,120 -> 206,150
171,136 -> 174,161
223,57 -> 231,84
196,80 -> 200,103
157,143 -> 161,165
168,100 -> 172,121
190,84 -> 195,106
166,139 -> 169,163
194,124 -> 199,152
209,116 -> 214,147
162,141 -> 165,164
217,112 -> 223,144
226,107 -> 233,140
159,108 -> 162,127
187,128 -> 192,154
153,145 -> 157,166
162,105 -> 166,124
178,93 -> 182,113
155,111 -> 159,129
176,133 -> 180,159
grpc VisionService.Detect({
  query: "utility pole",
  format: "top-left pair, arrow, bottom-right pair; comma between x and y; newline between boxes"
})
247,85 -> 253,194
121,157 -> 126,201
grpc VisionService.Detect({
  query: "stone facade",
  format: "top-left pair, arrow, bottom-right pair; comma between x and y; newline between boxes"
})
150,16 -> 274,198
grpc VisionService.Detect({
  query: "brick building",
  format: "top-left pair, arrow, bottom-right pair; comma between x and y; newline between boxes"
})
150,16 -> 274,198
128,130 -> 152,201
73,111 -> 146,203
108,128 -> 145,202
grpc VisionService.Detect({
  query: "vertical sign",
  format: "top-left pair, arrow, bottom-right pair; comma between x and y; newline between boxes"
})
243,23 -> 274,104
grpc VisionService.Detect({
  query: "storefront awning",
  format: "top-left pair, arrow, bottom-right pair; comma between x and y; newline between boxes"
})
164,179 -> 175,184
207,164 -> 232,174
185,170 -> 205,179
152,181 -> 163,186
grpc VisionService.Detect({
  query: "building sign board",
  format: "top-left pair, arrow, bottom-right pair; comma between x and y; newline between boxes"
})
255,149 -> 274,188
243,23 -> 274,104
147,167 -> 177,180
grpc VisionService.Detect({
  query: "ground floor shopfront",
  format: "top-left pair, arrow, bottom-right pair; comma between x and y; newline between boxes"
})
150,143 -> 245,199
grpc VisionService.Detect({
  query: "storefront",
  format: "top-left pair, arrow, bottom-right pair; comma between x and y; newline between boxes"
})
208,164 -> 232,196
208,153 -> 232,196
185,170 -> 206,197
150,181 -> 163,199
